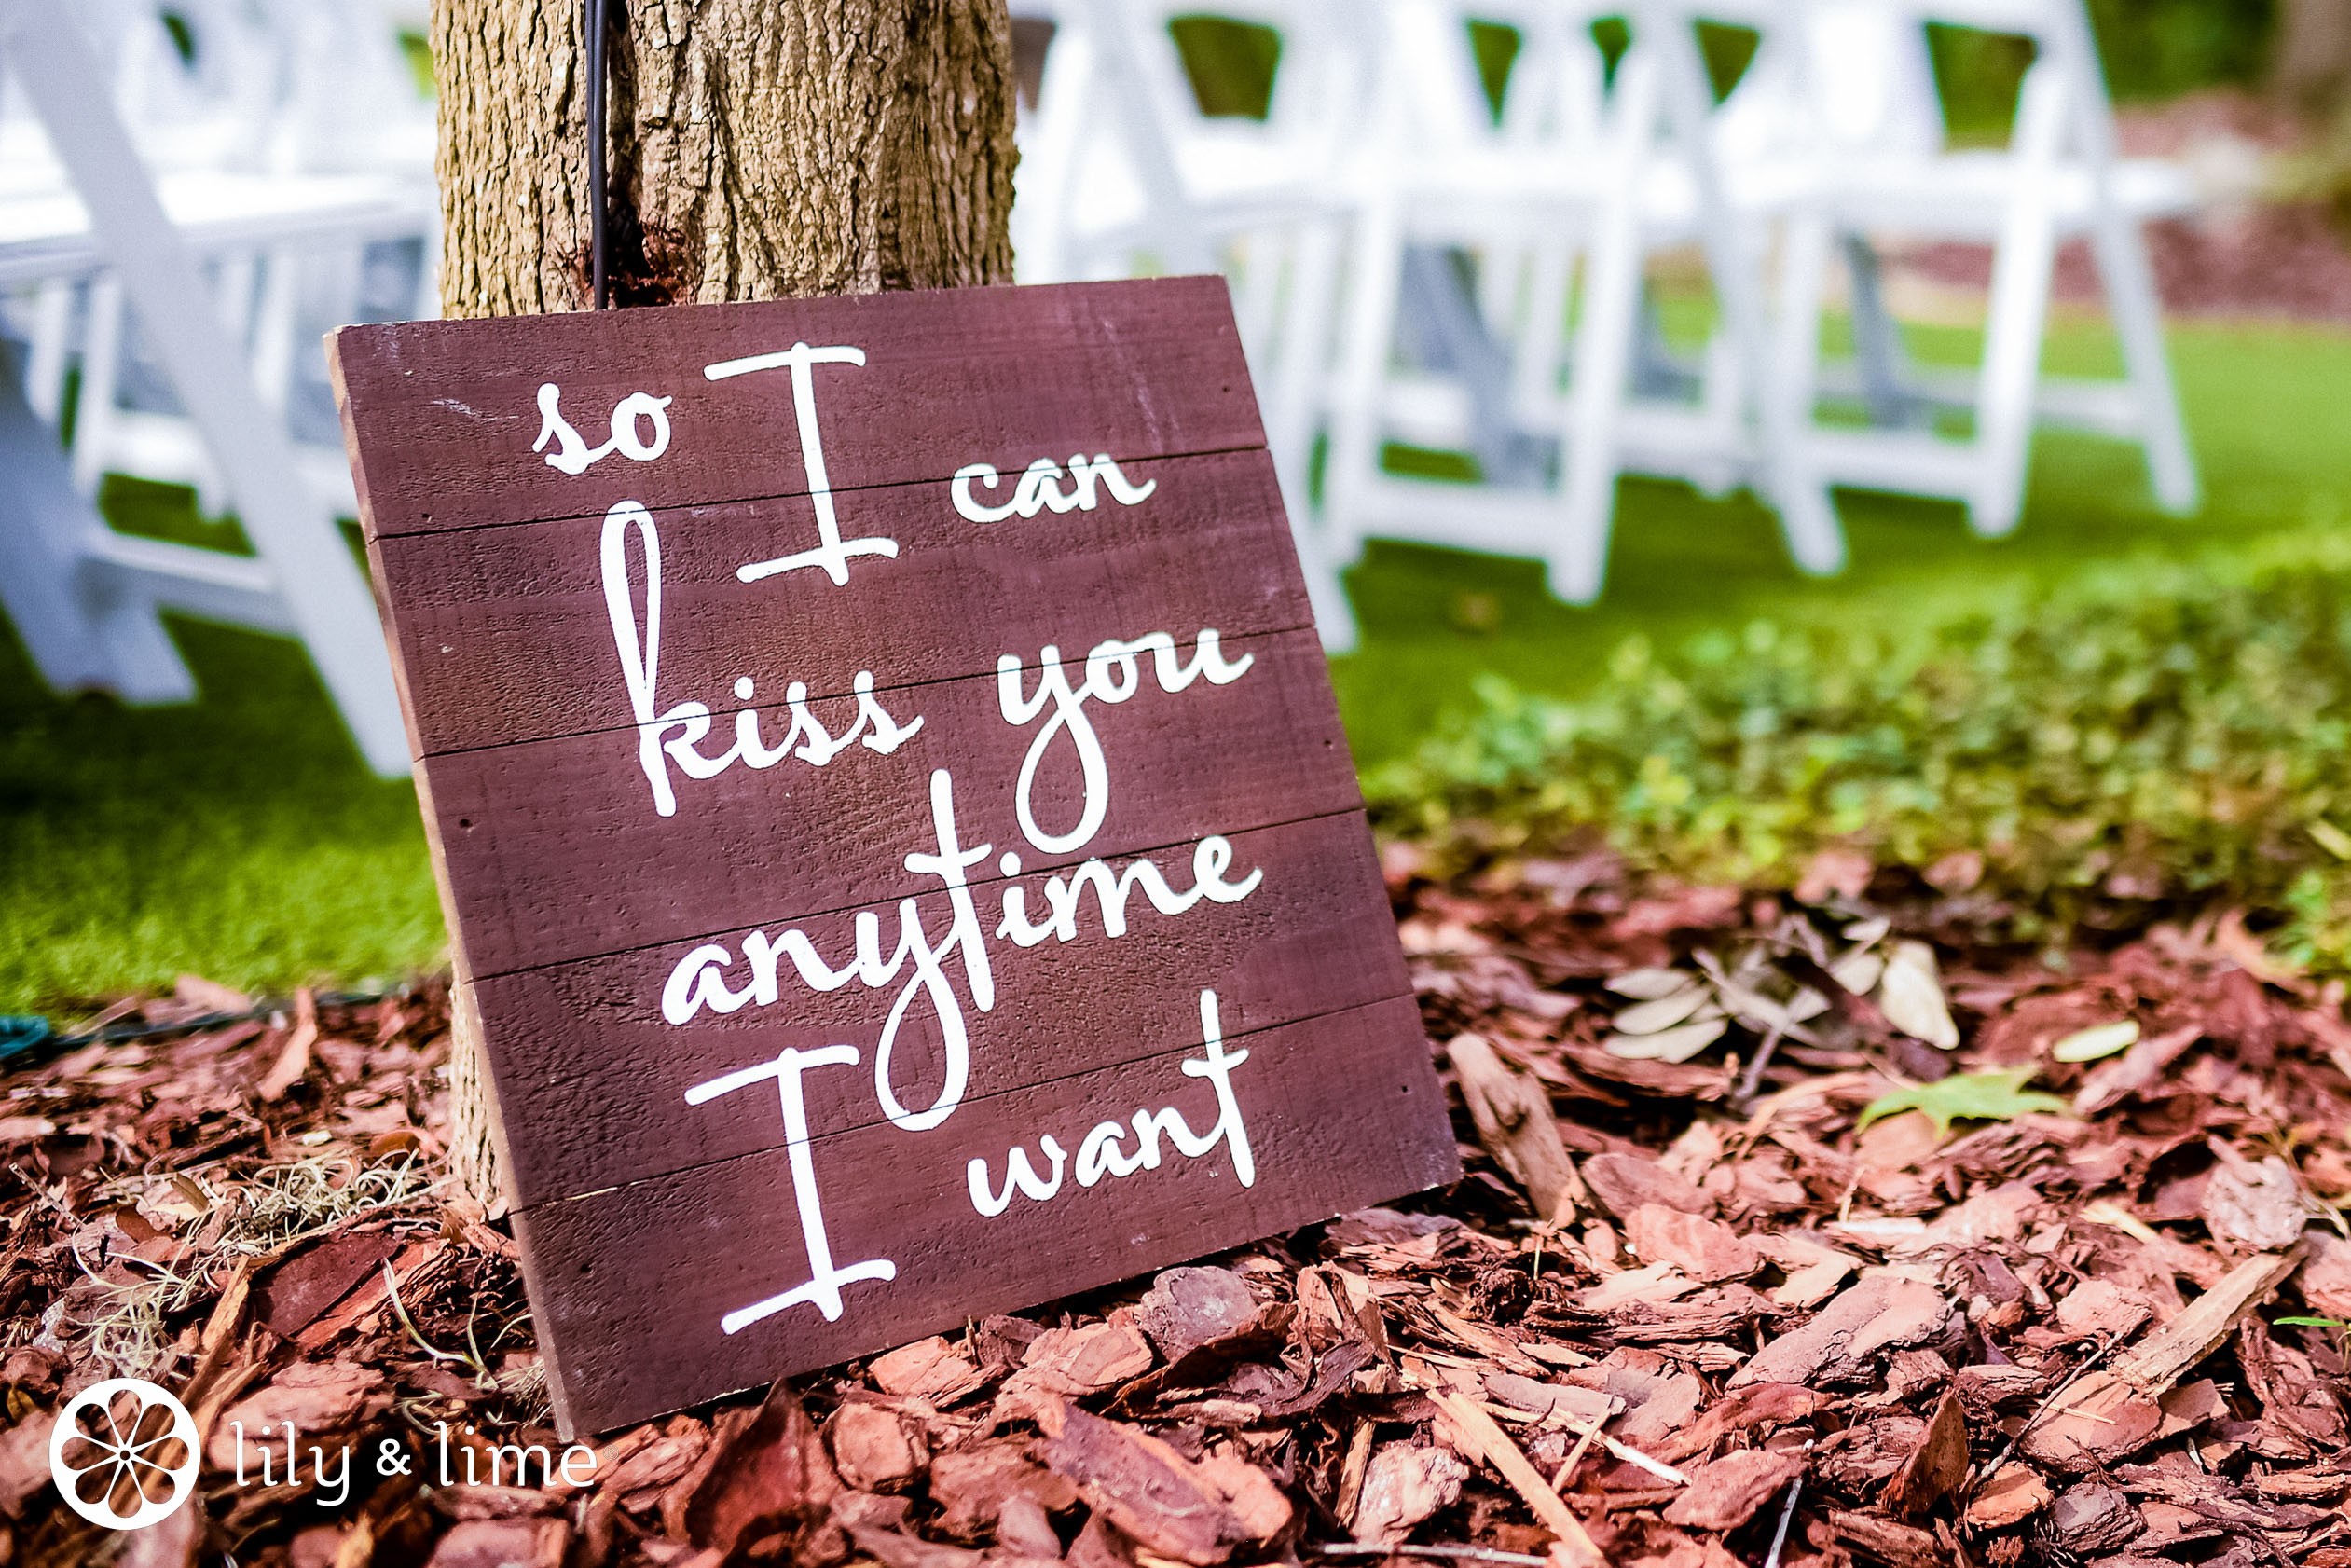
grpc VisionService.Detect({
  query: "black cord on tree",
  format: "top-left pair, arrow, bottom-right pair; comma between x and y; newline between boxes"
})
585,0 -> 609,309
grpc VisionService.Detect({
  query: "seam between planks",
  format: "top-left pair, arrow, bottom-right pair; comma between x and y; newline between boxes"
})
354,439 -> 1272,541
503,985 -> 1427,1218
456,800 -> 1376,984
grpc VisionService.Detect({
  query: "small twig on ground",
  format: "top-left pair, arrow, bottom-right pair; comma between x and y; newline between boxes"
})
1969,1333 -> 2121,1487
1309,1545 -> 1551,1567
1762,1441 -> 1813,1568
1593,1431 -> 1687,1488
1735,1025 -> 1785,1107
1548,1400 -> 1621,1492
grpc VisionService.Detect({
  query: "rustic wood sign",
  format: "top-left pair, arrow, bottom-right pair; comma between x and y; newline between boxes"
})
328,276 -> 1458,1437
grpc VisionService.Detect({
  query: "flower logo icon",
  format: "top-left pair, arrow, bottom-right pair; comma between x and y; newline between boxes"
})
48,1378 -> 199,1530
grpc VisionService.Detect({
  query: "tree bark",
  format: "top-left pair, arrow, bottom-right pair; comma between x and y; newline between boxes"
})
427,0 -> 1019,1205
433,0 -> 1018,316
2272,0 -> 2351,114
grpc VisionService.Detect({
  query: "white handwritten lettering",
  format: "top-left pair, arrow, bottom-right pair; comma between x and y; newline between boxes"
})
997,630 -> 1253,854
968,1136 -> 1067,1216
663,769 -> 995,1132
967,991 -> 1254,1217
685,1045 -> 896,1331
533,383 -> 672,475
951,453 -> 1156,523
662,793 -> 1258,1146
599,502 -> 923,816
705,344 -> 897,585
995,836 -> 1260,948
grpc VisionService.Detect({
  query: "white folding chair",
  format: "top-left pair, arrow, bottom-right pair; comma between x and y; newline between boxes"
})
1011,0 -> 1365,648
1655,0 -> 2200,542
28,0 -> 436,522
1316,0 -> 1844,604
0,0 -> 416,774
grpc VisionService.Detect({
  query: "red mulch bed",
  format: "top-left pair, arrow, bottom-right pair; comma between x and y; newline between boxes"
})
7,846 -> 2351,1567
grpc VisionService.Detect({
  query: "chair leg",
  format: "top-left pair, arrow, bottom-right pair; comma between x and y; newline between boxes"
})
1510,231 -> 1574,428
1644,18 -> 1841,574
1725,210 -> 1843,575
2091,202 -> 2200,515
24,278 -> 74,426
1549,200 -> 1643,604
70,275 -> 124,499
1771,209 -> 1834,471
0,342 -> 193,701
1842,233 -> 1920,429
1322,191 -> 1407,575
1971,186 -> 2058,538
1230,229 -> 1286,372
1264,216 -> 1357,653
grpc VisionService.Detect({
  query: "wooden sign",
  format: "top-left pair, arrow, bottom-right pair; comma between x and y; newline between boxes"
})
327,277 -> 1458,1437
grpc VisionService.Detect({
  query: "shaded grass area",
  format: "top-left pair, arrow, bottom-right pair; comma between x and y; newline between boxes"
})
2,319 -> 2347,1009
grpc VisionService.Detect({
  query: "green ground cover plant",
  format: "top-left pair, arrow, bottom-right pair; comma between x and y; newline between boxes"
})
1370,530 -> 2351,970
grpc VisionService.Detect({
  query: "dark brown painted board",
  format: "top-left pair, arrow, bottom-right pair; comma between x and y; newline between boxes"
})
426,630 -> 1358,977
476,809 -> 1405,1207
370,447 -> 1311,755
335,277 -> 1262,538
514,994 -> 1454,1436
328,277 -> 1458,1439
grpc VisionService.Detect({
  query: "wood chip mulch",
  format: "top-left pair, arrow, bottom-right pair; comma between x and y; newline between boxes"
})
7,845 -> 2351,1568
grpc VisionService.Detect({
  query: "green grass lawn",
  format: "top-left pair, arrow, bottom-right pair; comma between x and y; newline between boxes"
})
5,316 -> 2348,1011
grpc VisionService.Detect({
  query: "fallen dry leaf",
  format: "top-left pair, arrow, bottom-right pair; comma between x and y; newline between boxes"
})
1881,1391 -> 1967,1520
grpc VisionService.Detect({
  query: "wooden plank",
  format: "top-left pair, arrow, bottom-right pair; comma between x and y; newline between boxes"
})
327,277 -> 1454,1439
423,629 -> 1359,977
512,993 -> 1455,1436
368,447 -> 1312,755
476,809 -> 1408,1207
334,277 -> 1264,539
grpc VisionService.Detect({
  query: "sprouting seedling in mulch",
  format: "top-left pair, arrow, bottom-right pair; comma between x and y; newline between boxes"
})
2276,1314 -> 2351,1356
382,1259 -> 548,1419
1856,1067 -> 2069,1141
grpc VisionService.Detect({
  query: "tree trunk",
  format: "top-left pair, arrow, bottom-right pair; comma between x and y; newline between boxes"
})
433,0 -> 1018,316
427,0 -> 1019,1205
2272,0 -> 2351,115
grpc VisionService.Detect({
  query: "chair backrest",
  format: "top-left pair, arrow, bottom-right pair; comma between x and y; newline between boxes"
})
1657,0 -> 2114,166
1110,0 -> 1370,168
1659,0 -> 1941,165
250,0 -> 433,175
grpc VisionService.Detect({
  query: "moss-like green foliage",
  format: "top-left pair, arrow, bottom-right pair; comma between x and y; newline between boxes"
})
1370,538 -> 2351,970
